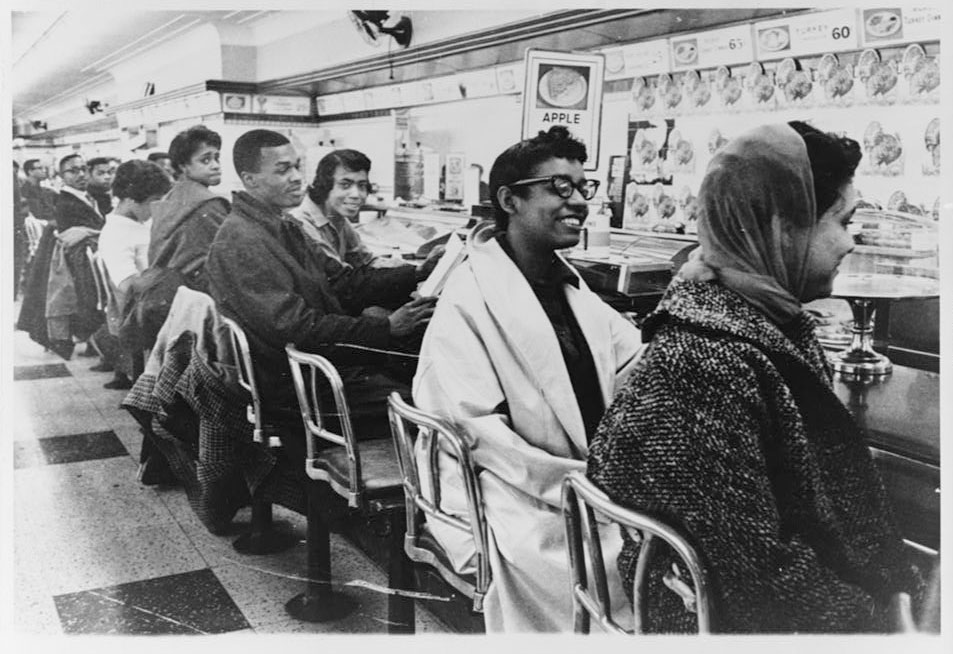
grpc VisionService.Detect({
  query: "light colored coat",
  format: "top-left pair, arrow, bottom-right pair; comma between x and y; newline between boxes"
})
413,223 -> 643,632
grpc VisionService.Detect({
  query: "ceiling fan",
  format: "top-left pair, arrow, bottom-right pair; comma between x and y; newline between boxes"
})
349,10 -> 413,48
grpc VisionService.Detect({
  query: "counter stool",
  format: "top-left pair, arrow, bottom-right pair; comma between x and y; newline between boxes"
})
222,316 -> 299,555
561,470 -> 716,634
387,392 -> 491,628
284,345 -> 413,631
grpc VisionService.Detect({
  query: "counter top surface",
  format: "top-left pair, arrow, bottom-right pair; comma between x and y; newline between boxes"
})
832,364 -> 939,467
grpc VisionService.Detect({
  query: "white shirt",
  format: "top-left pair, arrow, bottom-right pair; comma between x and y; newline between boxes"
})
98,213 -> 151,286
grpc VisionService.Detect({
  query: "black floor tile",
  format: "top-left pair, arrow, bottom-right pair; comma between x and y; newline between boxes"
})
54,568 -> 250,635
14,363 -> 72,381
16,431 -> 129,467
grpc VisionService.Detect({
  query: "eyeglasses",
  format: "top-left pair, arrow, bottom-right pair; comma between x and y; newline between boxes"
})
63,165 -> 88,175
507,175 -> 600,200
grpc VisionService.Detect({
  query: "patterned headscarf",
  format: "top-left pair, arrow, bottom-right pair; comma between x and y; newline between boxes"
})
684,123 -> 816,325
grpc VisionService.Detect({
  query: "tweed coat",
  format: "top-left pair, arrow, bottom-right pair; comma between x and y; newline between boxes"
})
413,223 -> 643,632
587,278 -> 921,633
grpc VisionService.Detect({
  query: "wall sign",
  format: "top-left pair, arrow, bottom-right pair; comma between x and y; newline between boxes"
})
604,39 -> 670,80
671,24 -> 753,70
521,49 -> 605,170
860,7 -> 941,46
252,95 -> 312,116
755,8 -> 860,60
221,93 -> 252,113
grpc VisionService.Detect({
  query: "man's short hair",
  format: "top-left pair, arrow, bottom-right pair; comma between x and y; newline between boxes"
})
87,156 -> 112,171
169,125 -> 222,173
306,149 -> 371,207
24,159 -> 43,174
59,153 -> 83,172
232,129 -> 290,176
111,160 -> 172,202
488,125 -> 588,230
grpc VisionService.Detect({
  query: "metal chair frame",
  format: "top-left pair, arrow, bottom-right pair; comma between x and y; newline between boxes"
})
222,317 -> 281,449
220,317 -> 296,556
284,344 -> 413,630
561,470 -> 715,634
86,247 -> 113,313
285,346 -> 365,507
387,392 -> 491,612
24,214 -> 46,259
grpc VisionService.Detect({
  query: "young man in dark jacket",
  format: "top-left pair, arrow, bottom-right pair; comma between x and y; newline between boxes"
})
207,128 -> 438,471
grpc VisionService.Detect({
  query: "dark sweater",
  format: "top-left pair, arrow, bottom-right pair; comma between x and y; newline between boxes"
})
149,179 -> 230,292
587,278 -> 921,633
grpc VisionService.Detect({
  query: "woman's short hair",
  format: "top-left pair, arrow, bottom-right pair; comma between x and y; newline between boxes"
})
232,129 -> 289,176
169,125 -> 222,173
488,125 -> 588,230
788,121 -> 862,217
111,160 -> 172,202
306,149 -> 371,207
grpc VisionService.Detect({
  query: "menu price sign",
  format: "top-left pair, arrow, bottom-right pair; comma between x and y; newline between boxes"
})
755,9 -> 859,59
671,25 -> 753,70
625,39 -> 671,78
252,95 -> 312,116
221,93 -> 253,113
860,7 -> 941,46
521,49 -> 605,171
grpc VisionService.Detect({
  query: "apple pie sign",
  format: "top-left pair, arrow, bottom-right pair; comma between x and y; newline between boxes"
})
522,49 -> 605,171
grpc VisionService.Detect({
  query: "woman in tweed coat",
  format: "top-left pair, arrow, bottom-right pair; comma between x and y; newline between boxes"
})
587,122 -> 922,633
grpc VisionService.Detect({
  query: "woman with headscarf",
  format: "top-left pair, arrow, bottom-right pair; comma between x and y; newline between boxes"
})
587,122 -> 923,633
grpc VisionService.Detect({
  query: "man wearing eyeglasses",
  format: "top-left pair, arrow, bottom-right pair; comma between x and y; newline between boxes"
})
55,154 -> 105,232
412,126 -> 643,633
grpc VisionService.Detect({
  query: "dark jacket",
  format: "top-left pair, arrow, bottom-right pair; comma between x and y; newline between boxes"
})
149,179 -> 230,292
587,279 -> 921,633
55,189 -> 104,232
206,191 -> 418,410
20,181 -> 59,223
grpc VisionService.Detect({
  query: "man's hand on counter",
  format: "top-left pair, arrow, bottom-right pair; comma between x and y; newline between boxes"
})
388,295 -> 438,337
415,244 -> 447,281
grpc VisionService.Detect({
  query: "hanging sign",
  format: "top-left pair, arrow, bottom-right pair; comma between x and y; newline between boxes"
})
521,49 -> 605,170
755,9 -> 859,60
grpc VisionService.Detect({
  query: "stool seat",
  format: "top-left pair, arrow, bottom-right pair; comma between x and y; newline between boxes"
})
313,438 -> 403,500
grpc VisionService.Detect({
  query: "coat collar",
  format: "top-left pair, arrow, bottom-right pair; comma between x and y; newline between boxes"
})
466,223 -> 611,453
646,278 -> 831,386
290,196 -> 331,228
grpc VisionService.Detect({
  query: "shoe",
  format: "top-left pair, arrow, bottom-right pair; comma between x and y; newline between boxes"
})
50,341 -> 74,361
90,362 -> 114,373
137,456 -> 179,486
104,375 -> 133,390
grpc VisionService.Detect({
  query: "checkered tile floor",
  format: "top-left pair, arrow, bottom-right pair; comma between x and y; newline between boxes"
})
8,329 -> 449,636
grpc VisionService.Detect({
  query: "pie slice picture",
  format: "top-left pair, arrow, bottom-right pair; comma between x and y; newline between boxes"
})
538,66 -> 589,108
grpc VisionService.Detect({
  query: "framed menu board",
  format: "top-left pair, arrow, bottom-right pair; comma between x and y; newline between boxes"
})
521,49 -> 605,170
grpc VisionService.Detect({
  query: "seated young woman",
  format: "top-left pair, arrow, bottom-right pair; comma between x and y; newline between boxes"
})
413,126 -> 644,632
587,121 -> 924,633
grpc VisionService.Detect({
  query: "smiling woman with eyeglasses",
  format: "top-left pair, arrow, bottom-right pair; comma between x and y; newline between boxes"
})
412,125 -> 643,632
